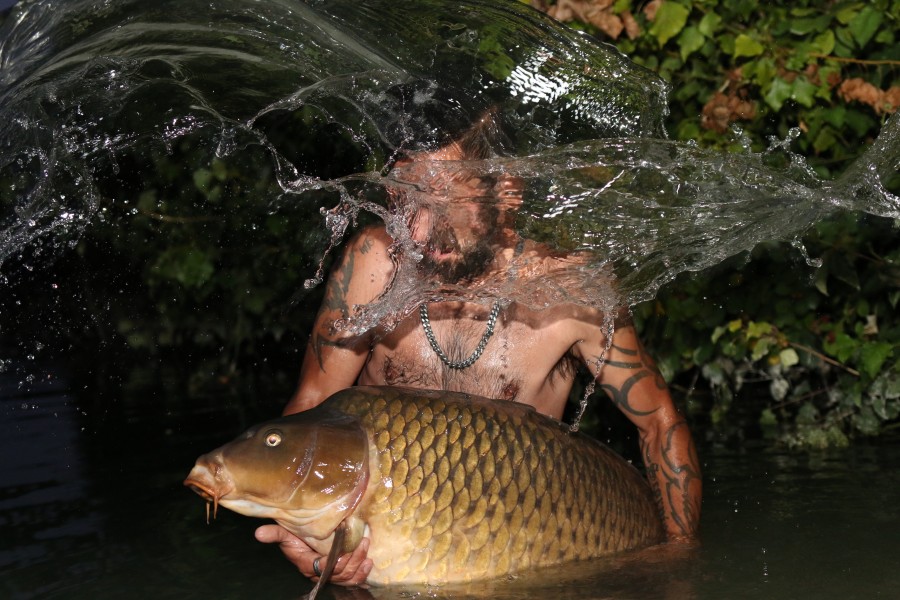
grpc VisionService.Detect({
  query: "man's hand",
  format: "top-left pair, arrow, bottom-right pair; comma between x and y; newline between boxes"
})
255,524 -> 373,585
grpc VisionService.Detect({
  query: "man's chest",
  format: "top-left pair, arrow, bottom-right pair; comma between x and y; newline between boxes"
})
360,306 -> 580,404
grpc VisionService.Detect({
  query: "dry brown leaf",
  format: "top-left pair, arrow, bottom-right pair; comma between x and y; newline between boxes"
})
546,0 -> 624,39
880,87 -> 900,114
621,10 -> 641,39
701,91 -> 757,133
839,78 -> 883,111
588,10 -> 624,39
643,0 -> 662,21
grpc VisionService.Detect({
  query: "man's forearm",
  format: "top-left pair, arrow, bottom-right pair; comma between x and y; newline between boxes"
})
640,418 -> 702,540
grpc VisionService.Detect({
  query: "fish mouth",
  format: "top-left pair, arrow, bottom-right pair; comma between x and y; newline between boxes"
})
184,475 -> 225,524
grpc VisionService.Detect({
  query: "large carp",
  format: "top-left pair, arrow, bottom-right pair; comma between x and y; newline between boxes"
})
184,386 -> 664,590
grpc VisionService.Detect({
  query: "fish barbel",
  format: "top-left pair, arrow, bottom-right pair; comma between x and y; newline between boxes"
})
184,386 -> 664,588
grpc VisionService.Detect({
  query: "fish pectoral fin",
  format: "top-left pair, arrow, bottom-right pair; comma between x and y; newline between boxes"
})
302,522 -> 348,600
341,516 -> 366,553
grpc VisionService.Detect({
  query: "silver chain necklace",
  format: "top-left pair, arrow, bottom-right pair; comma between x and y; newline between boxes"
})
420,301 -> 501,369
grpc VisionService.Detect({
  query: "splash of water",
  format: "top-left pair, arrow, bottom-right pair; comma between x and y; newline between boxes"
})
1,0 -> 898,339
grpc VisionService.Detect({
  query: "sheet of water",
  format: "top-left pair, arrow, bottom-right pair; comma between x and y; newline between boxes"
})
1,0 -> 897,338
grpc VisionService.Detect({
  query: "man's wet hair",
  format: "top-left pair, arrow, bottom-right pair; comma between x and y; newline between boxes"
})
381,80 -> 512,161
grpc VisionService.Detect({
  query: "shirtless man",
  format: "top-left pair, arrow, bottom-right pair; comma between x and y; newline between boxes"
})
256,114 -> 702,585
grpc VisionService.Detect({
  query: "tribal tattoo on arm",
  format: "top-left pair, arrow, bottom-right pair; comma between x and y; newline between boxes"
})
594,340 -> 702,539
596,343 -> 665,418
640,419 -> 702,539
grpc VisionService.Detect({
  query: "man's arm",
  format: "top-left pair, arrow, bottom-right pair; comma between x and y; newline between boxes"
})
283,226 -> 396,415
576,319 -> 702,541
259,226 -> 395,585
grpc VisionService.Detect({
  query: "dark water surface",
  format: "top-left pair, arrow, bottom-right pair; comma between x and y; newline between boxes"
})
3,358 -> 899,600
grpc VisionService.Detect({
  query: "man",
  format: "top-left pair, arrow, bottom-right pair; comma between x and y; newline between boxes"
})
256,112 -> 701,585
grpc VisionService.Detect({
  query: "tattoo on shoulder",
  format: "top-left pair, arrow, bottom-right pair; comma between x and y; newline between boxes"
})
322,251 -> 356,315
311,250 -> 359,368
358,235 -> 374,254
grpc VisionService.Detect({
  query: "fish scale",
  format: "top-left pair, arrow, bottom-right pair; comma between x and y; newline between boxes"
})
323,387 -> 664,584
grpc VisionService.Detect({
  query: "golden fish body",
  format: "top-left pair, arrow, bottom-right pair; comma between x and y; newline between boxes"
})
185,386 -> 664,585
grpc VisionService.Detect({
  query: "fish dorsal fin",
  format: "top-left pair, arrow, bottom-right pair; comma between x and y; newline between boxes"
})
302,521 -> 348,600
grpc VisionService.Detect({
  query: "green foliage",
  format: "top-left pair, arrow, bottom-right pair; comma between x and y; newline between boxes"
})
539,0 -> 900,446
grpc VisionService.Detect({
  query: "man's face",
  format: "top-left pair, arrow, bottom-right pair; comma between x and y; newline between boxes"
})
391,143 -> 522,283
419,200 -> 497,283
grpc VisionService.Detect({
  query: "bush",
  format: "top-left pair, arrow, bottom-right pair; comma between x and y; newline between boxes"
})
534,0 -> 899,446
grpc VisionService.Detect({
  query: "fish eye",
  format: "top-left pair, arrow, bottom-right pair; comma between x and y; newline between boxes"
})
264,430 -> 283,447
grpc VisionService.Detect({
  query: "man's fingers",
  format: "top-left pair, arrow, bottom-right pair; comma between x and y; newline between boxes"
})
255,525 -> 320,578
255,525 -> 372,586
328,538 -> 373,584
255,524 -> 294,544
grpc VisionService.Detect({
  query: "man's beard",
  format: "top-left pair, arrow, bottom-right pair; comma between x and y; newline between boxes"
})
420,236 -> 495,283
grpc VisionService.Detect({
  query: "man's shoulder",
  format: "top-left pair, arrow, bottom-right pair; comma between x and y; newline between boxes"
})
346,225 -> 393,257
349,223 -> 391,243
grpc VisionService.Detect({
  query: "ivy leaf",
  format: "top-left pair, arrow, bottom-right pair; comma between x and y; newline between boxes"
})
734,33 -> 764,58
153,246 -> 215,289
813,127 -> 837,154
751,337 -> 773,361
780,348 -> 800,368
764,77 -> 793,111
860,342 -> 894,379
811,30 -> 836,55
827,333 -> 858,364
678,26 -> 705,61
835,5 -> 858,25
791,77 -> 817,107
698,12 -> 722,37
649,1 -> 690,46
746,321 -> 773,339
789,15 -> 832,35
849,7 -> 883,48
193,168 -> 213,193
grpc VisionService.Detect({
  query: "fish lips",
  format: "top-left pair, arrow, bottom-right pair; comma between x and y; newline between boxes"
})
184,462 -> 234,509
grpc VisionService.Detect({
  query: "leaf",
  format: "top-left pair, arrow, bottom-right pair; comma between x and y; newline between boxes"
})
698,12 -> 722,37
746,320 -> 773,339
764,77 -> 793,111
751,337 -> 773,361
759,407 -> 778,427
154,246 -> 215,289
830,333 -> 858,364
835,5 -> 858,25
711,324 -> 728,343
649,1 -> 690,46
860,342 -> 894,379
812,126 -> 837,154
193,168 -> 213,193
791,77 -> 817,107
811,30 -> 836,55
849,7 -> 883,48
733,33 -> 764,58
852,406 -> 880,435
789,14 -> 832,35
678,26 -> 705,61
780,348 -> 800,368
